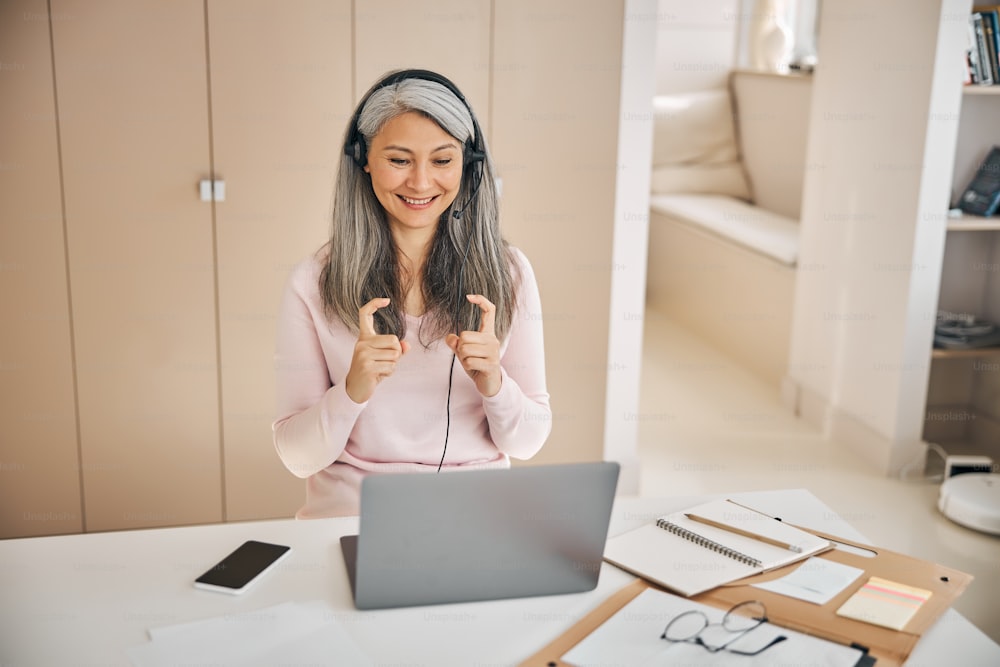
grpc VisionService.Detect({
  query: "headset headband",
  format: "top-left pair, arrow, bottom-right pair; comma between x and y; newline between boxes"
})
343,69 -> 484,169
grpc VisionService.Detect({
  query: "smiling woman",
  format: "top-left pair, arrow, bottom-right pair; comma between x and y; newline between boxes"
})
271,70 -> 552,518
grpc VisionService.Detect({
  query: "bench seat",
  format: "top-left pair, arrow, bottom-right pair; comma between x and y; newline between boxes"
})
646,194 -> 797,386
645,72 -> 811,387
650,193 -> 799,266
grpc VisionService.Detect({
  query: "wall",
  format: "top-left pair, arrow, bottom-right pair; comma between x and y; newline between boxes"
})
654,0 -> 740,94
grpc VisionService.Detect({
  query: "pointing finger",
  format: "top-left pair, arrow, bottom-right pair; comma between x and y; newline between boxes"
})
467,294 -> 496,336
358,298 -> 390,338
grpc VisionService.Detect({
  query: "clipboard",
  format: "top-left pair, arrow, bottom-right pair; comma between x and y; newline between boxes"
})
519,527 -> 972,667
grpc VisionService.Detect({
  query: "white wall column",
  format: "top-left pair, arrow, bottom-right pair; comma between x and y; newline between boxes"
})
604,0 -> 658,494
785,0 -> 971,474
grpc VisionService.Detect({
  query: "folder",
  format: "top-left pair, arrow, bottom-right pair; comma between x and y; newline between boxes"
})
519,527 -> 972,667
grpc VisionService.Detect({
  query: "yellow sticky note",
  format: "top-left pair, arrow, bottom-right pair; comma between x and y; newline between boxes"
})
836,576 -> 932,631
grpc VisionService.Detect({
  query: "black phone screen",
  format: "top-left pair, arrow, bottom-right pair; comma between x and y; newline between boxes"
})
194,540 -> 291,591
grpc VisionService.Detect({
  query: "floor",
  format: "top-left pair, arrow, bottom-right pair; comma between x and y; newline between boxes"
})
635,307 -> 1000,645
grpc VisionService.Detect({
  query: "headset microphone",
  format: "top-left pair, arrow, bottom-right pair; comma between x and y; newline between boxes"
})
451,156 -> 486,220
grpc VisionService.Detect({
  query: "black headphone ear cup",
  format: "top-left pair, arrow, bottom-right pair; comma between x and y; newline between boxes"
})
345,137 -> 366,168
463,140 -> 486,175
464,146 -> 486,166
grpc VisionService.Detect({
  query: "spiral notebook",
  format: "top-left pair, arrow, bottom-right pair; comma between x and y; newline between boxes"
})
603,498 -> 833,596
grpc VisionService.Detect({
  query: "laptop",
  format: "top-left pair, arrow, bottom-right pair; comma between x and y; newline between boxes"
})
340,461 -> 620,609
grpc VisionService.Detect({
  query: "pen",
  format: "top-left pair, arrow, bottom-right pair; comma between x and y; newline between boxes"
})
684,513 -> 803,553
724,498 -> 777,519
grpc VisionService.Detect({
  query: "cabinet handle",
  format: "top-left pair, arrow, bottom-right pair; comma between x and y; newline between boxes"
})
199,179 -> 226,202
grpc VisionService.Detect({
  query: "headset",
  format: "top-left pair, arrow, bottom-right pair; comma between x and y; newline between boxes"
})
343,69 -> 487,219
343,70 -> 489,470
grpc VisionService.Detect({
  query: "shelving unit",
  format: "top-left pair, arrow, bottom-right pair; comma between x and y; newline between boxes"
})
922,80 -> 1000,461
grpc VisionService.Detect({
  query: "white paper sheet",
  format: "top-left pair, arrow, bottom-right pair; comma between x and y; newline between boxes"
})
751,557 -> 865,605
127,600 -> 372,667
561,588 -> 864,667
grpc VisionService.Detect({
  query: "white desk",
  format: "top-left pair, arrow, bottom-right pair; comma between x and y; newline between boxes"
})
2,489 -> 997,666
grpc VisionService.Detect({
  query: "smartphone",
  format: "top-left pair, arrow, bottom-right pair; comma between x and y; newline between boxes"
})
194,540 -> 291,595
958,145 -> 1000,217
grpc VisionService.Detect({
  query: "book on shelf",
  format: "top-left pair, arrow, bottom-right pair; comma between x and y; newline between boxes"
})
969,7 -> 1000,85
603,498 -> 834,597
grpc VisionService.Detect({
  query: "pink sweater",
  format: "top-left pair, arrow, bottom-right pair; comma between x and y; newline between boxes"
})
272,247 -> 552,518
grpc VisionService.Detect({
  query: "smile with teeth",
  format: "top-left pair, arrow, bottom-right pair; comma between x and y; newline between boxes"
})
399,194 -> 436,206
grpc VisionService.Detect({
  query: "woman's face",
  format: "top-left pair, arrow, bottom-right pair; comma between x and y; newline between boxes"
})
364,111 -> 464,236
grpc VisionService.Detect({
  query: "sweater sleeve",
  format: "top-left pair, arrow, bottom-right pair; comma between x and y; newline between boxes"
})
271,259 -> 365,478
481,248 -> 552,459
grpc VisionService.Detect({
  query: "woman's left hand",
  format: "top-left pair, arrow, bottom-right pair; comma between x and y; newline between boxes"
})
446,294 -> 502,397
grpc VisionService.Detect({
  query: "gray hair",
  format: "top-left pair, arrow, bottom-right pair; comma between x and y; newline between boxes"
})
319,74 -> 518,346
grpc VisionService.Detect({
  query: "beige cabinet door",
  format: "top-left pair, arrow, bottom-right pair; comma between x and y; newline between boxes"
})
52,0 -> 222,531
491,1 -> 624,465
0,0 -> 82,538
207,0 -> 352,520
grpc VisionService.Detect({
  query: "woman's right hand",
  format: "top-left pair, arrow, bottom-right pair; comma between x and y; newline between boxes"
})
345,298 -> 409,404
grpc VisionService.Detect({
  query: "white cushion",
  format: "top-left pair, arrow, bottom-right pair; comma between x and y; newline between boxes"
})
650,194 -> 799,266
730,71 -> 812,220
651,90 -> 751,201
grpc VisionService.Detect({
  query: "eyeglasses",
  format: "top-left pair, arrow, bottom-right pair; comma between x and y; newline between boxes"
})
660,600 -> 787,656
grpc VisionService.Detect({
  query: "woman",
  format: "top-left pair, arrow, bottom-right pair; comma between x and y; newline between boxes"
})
272,70 -> 551,518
